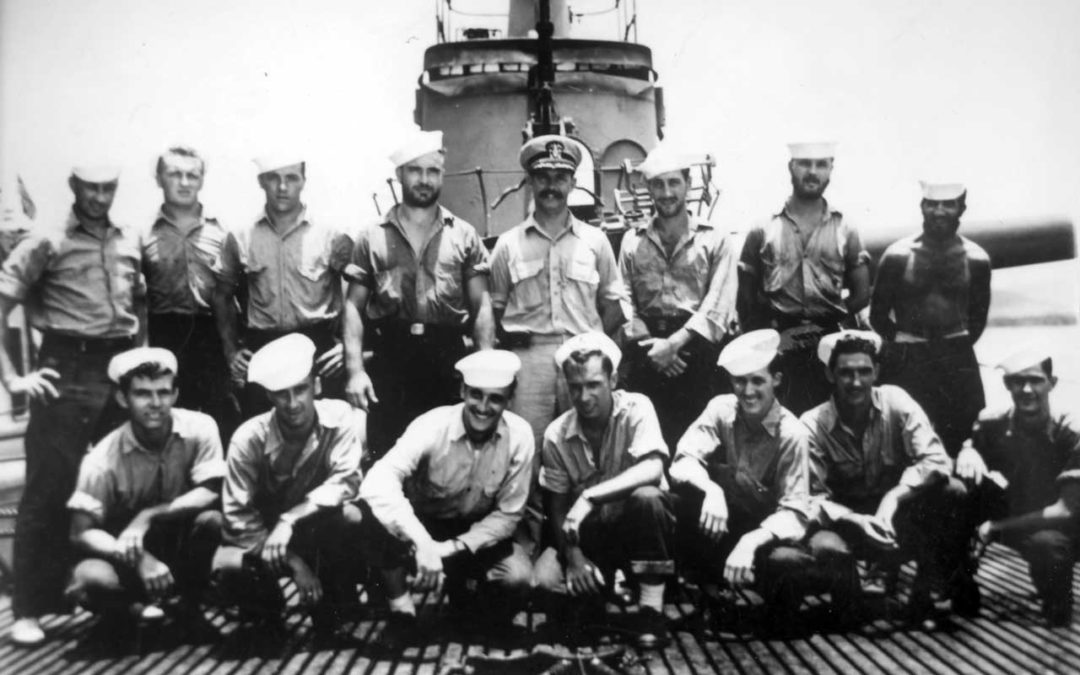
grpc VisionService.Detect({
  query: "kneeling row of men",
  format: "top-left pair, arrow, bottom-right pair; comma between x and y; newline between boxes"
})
58,326 -> 1079,650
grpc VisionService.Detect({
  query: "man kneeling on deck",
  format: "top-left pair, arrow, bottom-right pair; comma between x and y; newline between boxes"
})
669,329 -> 813,631
957,347 -> 1080,626
358,349 -> 535,646
800,330 -> 979,626
213,334 -> 364,643
66,348 -> 225,643
532,332 -> 676,650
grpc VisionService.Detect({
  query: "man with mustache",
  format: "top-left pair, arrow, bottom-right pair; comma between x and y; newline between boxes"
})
870,181 -> 991,457
0,165 -> 146,646
343,129 -> 495,461
956,347 -> 1080,626
65,348 -> 224,644
359,349 -> 534,645
143,146 -> 237,445
619,144 -> 739,450
213,334 -> 364,644
213,154 -> 355,418
738,142 -> 871,414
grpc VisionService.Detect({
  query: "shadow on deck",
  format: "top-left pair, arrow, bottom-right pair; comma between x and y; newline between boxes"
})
0,543 -> 1077,674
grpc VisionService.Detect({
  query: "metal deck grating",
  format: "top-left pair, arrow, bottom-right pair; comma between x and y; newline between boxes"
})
0,543 -> 1077,674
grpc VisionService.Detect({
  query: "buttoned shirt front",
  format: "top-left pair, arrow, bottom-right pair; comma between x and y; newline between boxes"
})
675,396 -> 811,539
801,385 -> 951,511
215,208 -> 353,331
359,403 -> 535,552
540,390 -> 668,499
968,406 -> 1080,517
349,205 -> 489,326
489,215 -> 628,335
142,207 -> 229,316
619,215 -> 738,343
740,201 -> 869,321
67,409 -> 225,535
223,398 -> 363,552
0,210 -> 144,338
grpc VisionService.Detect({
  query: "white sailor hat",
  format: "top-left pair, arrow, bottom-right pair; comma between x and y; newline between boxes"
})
920,181 -> 967,201
554,332 -> 622,371
455,349 -> 521,389
519,135 -> 582,172
247,334 -> 316,391
253,152 -> 305,175
389,129 -> 444,168
787,142 -> 837,160
71,165 -> 121,183
107,347 -> 178,384
997,346 -> 1052,375
816,330 -> 883,366
637,144 -> 692,181
717,329 -> 780,376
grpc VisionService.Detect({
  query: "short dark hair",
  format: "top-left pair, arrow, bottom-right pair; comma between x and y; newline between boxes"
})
827,336 -> 880,371
156,145 -> 205,175
119,362 -> 177,395
561,349 -> 614,377
463,380 -> 518,399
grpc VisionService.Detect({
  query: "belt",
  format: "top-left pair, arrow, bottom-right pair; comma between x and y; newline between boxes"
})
370,321 -> 465,342
43,333 -> 136,354
642,314 -> 690,339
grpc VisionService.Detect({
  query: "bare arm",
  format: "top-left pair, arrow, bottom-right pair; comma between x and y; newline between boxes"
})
0,295 -> 59,400
869,251 -> 903,341
343,282 -> 377,409
845,263 -> 871,316
467,275 -> 495,350
968,255 -> 991,343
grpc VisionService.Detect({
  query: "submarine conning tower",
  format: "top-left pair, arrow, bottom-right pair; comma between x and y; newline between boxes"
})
414,0 -> 664,237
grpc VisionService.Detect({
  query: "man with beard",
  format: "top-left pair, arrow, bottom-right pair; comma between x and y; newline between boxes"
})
65,348 -> 224,643
871,181 -> 991,456
359,350 -> 534,644
213,334 -> 364,643
738,143 -> 871,414
143,146 -> 237,444
0,165 -> 146,646
344,129 -> 494,460
213,154 -> 354,418
619,145 -> 739,449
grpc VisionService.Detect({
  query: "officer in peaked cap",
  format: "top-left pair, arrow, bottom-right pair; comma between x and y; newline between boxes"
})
344,127 -> 495,464
518,135 -> 583,173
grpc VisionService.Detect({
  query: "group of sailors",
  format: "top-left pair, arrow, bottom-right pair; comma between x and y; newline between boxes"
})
2,129 -> 1076,653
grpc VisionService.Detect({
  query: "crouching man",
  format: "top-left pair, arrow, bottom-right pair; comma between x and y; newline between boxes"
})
359,349 -> 535,645
65,348 -> 225,642
532,333 -> 676,650
213,334 -> 365,642
957,347 -> 1080,626
801,330 -> 978,625
669,329 -> 813,629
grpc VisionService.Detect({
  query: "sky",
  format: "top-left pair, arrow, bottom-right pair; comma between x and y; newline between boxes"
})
0,0 -> 1077,317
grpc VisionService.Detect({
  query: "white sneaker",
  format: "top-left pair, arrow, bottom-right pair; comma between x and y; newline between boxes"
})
11,618 -> 45,646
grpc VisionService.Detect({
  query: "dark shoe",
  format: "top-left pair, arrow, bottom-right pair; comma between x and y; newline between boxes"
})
948,571 -> 981,618
375,611 -> 419,651
1043,599 -> 1072,627
633,607 -> 669,650
906,578 -> 939,631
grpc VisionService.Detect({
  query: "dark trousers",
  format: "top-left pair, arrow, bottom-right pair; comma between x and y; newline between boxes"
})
622,330 -> 721,452
213,505 -> 364,626
882,336 -> 985,456
148,313 -> 239,446
533,486 -> 676,593
14,335 -> 130,618
65,510 -> 224,613
365,325 -> 468,461
240,320 -> 344,419
770,318 -> 841,416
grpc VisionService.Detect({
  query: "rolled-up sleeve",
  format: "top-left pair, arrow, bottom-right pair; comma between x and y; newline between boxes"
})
737,226 -> 764,278
462,225 -> 491,279
360,420 -> 434,545
213,231 -> 242,288
458,432 -> 536,552
67,454 -> 111,524
897,393 -> 952,488
595,235 -> 633,322
674,399 -> 726,467
189,416 -> 226,485
760,421 -> 811,540
488,238 -> 511,310
538,431 -> 571,495
685,234 -> 739,343
842,222 -> 871,269
328,229 -> 356,277
305,418 -> 363,508
222,436 -> 270,552
0,235 -> 52,301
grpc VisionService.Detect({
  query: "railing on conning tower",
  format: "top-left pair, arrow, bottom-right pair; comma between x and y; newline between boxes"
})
434,0 -> 639,44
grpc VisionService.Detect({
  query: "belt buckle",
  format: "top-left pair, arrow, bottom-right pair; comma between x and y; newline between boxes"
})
409,323 -> 425,336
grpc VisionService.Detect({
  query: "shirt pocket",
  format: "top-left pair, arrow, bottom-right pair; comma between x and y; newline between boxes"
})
508,257 -> 546,308
298,250 -> 330,283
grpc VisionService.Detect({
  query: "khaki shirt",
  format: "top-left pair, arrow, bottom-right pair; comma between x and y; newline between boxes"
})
619,215 -> 738,342
223,399 -> 364,552
674,396 -> 811,539
142,207 -> 229,316
801,385 -> 951,513
67,409 -> 225,535
348,205 -> 489,326
216,208 -> 353,331
0,210 -> 144,338
359,403 -> 535,552
489,215 -> 629,335
540,391 -> 668,499
740,201 -> 869,321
